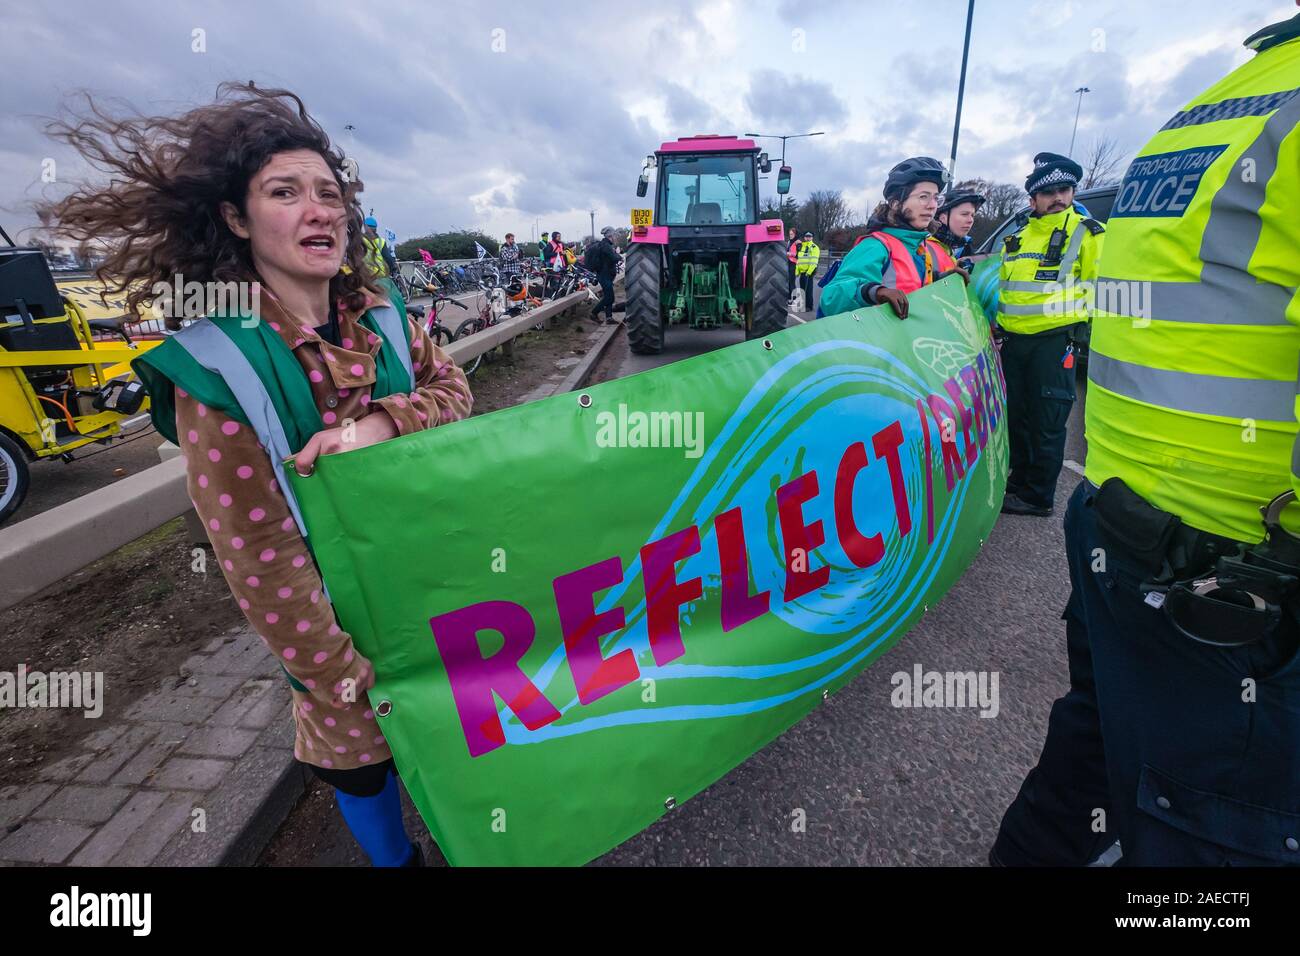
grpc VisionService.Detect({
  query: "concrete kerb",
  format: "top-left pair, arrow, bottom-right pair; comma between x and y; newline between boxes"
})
553,319 -> 623,396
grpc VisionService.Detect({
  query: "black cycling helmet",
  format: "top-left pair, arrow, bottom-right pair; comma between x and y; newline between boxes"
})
937,190 -> 986,216
884,157 -> 951,201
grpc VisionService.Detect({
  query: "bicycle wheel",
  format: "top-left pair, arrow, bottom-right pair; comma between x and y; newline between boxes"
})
455,317 -> 485,377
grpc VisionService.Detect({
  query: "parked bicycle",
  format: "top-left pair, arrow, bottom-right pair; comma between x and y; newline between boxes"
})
406,293 -> 466,348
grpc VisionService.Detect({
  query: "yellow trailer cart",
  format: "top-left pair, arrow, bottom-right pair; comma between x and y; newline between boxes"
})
0,241 -> 157,524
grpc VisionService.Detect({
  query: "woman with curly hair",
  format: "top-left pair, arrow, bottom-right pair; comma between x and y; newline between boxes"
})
40,82 -> 473,866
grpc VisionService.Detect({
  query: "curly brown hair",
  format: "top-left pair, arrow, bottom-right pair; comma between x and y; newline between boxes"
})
38,81 -> 379,325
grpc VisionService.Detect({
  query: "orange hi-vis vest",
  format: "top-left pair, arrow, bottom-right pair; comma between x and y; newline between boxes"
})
861,231 -> 957,292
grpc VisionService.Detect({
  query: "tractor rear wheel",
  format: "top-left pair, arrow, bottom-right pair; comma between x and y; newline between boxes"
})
624,243 -> 664,354
746,241 -> 788,340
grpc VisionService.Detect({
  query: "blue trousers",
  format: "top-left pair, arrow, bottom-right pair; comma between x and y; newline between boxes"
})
994,482 -> 1300,865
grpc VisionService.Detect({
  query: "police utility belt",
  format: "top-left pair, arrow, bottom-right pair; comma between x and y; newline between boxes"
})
1091,478 -> 1300,647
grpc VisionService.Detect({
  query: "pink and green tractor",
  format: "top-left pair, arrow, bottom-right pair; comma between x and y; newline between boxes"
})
624,134 -> 793,354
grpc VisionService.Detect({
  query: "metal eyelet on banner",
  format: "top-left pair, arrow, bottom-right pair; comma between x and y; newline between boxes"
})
762,340 -> 773,350
664,796 -> 677,811
375,699 -> 393,717
822,688 -> 829,701
295,462 -> 314,478
577,393 -> 592,408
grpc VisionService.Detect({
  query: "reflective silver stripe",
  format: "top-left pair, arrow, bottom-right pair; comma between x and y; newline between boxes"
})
998,301 -> 1053,316
1095,90 -> 1300,327
1055,220 -> 1090,277
1198,89 -> 1300,288
366,303 -> 414,390
1093,273 -> 1294,326
171,320 -> 311,540
1089,351 -> 1294,422
999,280 -> 1044,293
880,258 -> 898,291
998,299 -> 1088,317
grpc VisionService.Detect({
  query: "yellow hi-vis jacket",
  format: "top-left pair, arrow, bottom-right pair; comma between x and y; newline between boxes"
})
795,240 -> 821,276
995,210 -> 1104,335
363,235 -> 390,278
1084,16 -> 1300,543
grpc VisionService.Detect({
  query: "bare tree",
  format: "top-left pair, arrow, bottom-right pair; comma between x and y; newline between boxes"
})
1081,134 -> 1127,189
797,190 -> 853,239
946,177 -> 1027,247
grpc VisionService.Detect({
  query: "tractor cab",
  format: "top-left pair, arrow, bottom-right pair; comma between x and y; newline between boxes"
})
624,136 -> 790,353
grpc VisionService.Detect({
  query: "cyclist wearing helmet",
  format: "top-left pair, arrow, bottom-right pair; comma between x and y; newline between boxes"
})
932,189 -> 985,263
362,215 -> 399,279
819,156 -> 962,320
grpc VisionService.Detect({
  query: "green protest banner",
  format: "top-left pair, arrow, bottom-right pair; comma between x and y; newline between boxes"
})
288,274 -> 1008,866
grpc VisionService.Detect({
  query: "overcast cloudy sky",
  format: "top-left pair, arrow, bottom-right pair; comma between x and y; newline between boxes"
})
2,0 -> 1291,245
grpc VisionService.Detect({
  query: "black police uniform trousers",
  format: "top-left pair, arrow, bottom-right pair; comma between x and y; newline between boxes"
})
993,482 -> 1300,865
1001,326 -> 1074,509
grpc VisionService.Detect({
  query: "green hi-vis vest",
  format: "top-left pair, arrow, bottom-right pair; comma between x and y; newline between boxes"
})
363,235 -> 389,277
131,281 -> 414,691
1084,15 -> 1300,543
133,279 -> 414,536
995,210 -> 1104,335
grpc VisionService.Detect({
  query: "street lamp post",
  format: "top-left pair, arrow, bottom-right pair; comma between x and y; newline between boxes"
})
742,130 -> 825,166
948,0 -> 976,181
1069,86 -> 1091,157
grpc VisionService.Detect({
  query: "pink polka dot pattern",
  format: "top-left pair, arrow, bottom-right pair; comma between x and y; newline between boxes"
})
169,291 -> 455,771
209,518 -> 221,531
208,449 -> 221,462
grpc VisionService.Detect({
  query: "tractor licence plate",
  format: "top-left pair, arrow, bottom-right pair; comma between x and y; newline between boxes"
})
630,208 -> 653,226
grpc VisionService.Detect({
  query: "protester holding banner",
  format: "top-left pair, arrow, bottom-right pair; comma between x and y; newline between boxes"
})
818,156 -> 962,320
40,81 -> 474,867
932,189 -> 985,265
